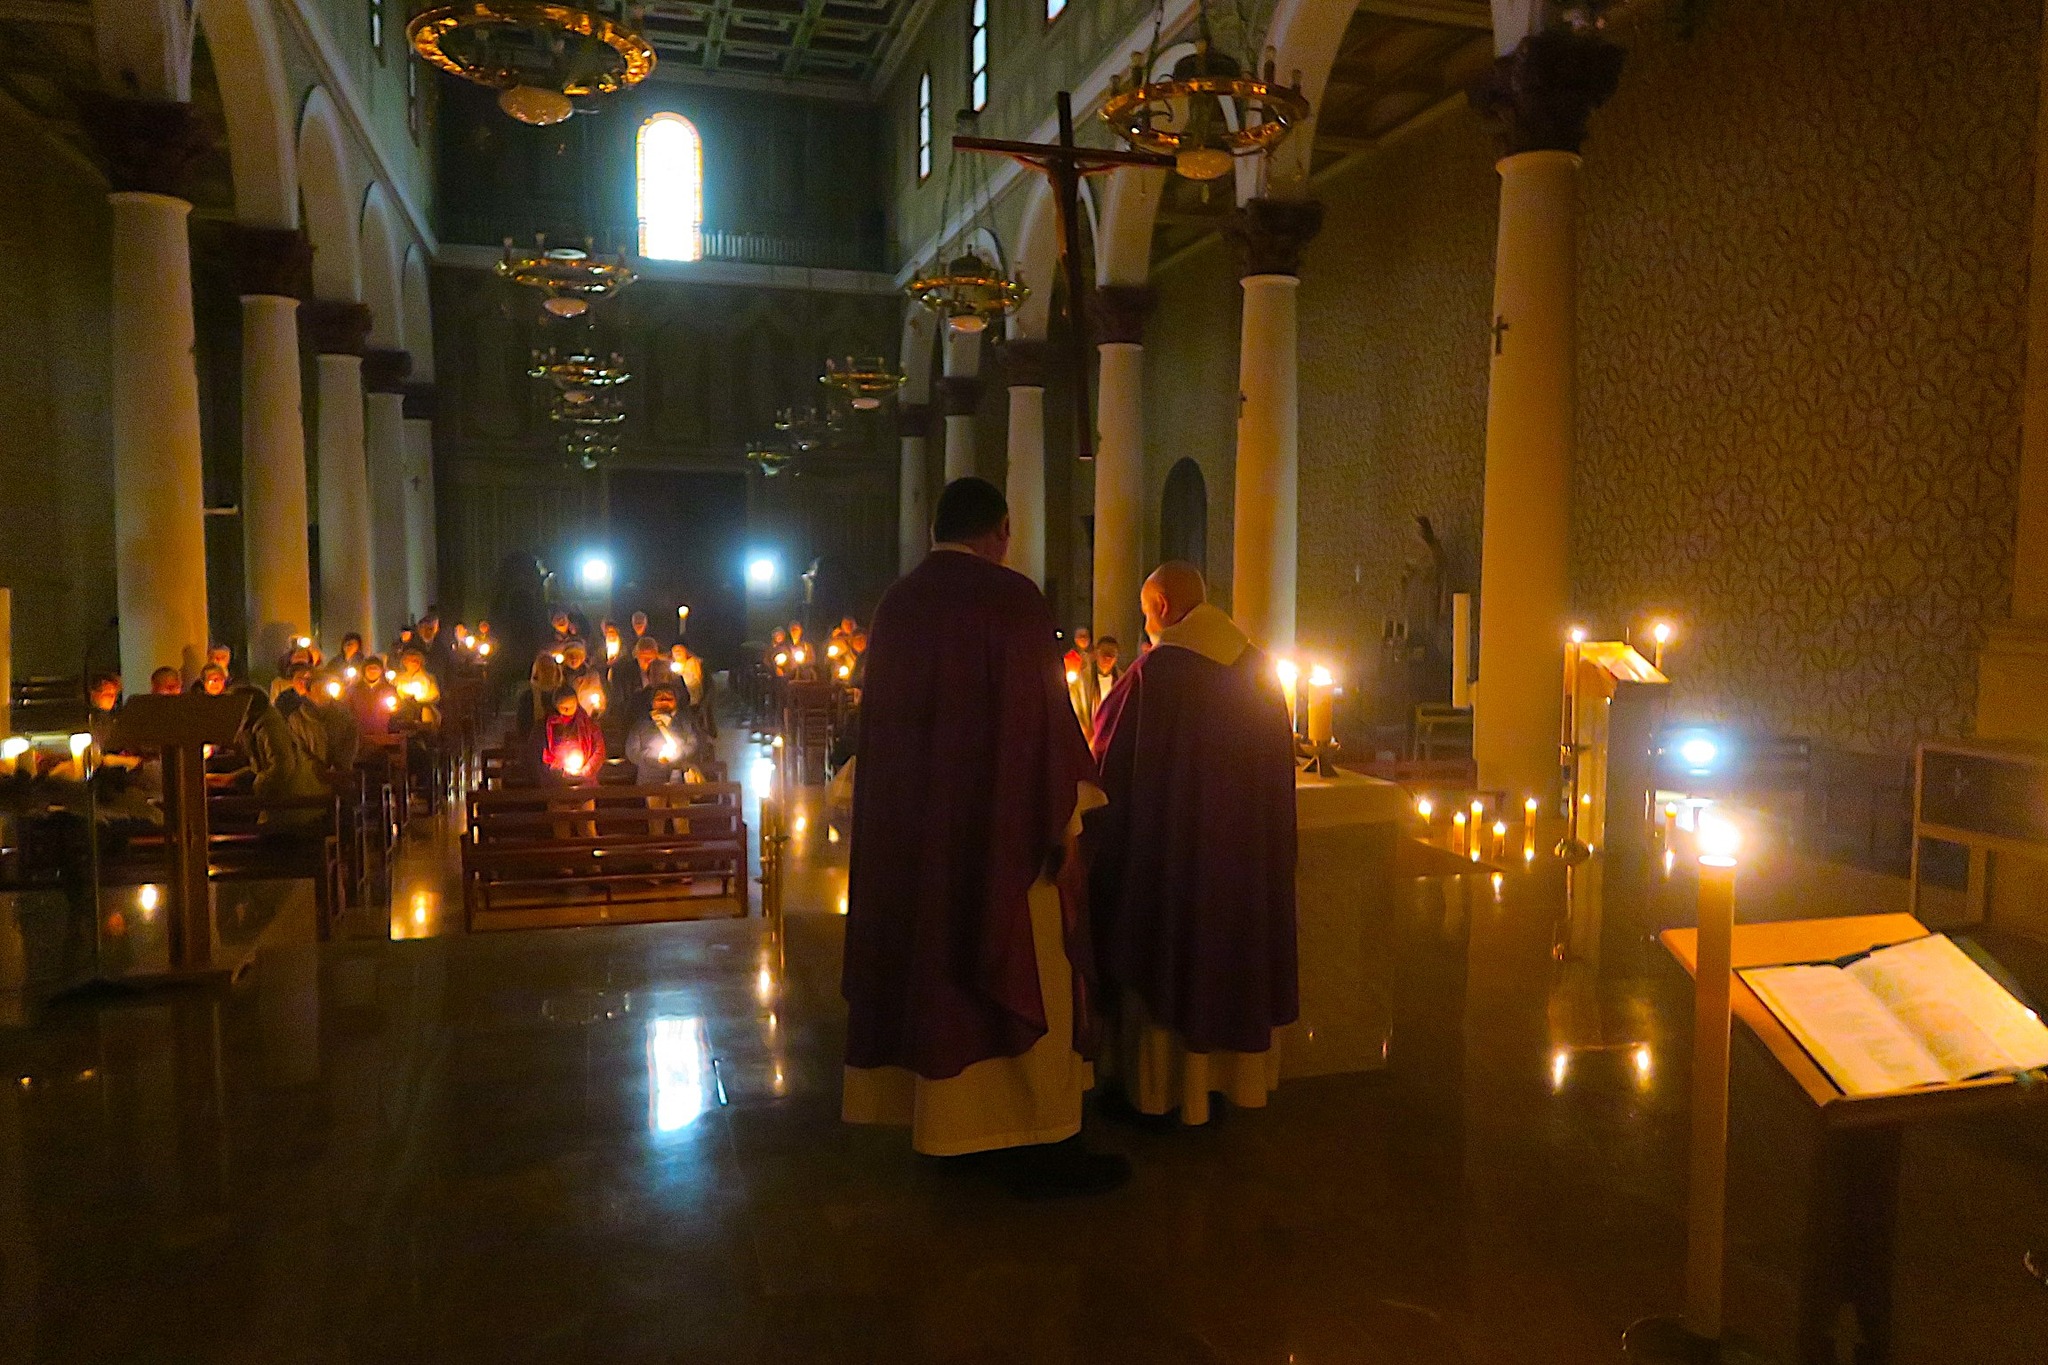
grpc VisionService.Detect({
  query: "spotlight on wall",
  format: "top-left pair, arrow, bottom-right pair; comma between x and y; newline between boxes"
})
745,554 -> 781,593
578,553 -> 614,591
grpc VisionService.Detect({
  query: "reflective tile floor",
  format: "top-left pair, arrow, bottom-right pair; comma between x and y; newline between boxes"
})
2,732 -> 2047,1363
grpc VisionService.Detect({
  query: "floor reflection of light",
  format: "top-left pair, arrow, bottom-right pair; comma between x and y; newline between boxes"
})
1549,1048 -> 1570,1093
836,891 -> 849,915
771,1064 -> 786,1095
1490,871 -> 1504,902
755,963 -> 775,1003
647,1016 -> 711,1134
1633,1044 -> 1654,1086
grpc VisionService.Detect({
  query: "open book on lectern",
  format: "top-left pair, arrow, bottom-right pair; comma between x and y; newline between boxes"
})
1738,933 -> 2048,1097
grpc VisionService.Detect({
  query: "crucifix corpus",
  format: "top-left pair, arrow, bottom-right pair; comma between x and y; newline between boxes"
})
954,91 -> 1172,461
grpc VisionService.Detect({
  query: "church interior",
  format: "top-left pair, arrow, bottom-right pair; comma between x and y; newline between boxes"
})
1,0 -> 2046,1360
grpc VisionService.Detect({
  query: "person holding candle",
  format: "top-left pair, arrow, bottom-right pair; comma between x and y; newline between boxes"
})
538,686 -> 605,784
1083,561 -> 1298,1128
626,684 -> 702,783
346,656 -> 398,735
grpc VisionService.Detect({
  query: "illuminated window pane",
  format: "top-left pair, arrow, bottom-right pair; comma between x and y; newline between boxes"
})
968,0 -> 988,112
1046,0 -> 1066,21
917,71 -> 933,180
638,112 -> 704,261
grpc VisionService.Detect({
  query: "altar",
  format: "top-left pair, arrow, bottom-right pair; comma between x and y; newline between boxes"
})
1281,768 -> 1410,1079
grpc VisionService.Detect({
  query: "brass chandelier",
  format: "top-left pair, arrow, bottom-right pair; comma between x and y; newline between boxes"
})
819,355 -> 906,411
1100,6 -> 1308,182
907,252 -> 1029,335
498,236 -> 637,318
530,346 -> 632,392
409,2 -> 656,127
745,439 -> 796,478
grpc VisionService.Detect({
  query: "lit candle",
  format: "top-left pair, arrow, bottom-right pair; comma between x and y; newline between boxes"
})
606,637 -> 620,660
1524,795 -> 1539,859
344,666 -> 358,681
325,681 -> 343,699
1305,664 -> 1335,748
1275,658 -> 1299,734
1685,811 -> 1741,1339
478,641 -> 492,657
1452,810 -> 1467,854
1492,820 -> 1507,858
1415,796 -> 1433,825
1651,620 -> 1673,673
660,735 -> 680,763
1065,669 -> 1079,685
1469,798 -> 1484,833
562,748 -> 586,777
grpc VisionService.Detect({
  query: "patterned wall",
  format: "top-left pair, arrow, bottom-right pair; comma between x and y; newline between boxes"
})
1140,0 -> 2039,760
1574,0 -> 2037,754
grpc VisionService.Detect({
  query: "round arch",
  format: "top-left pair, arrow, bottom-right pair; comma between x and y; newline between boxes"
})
402,244 -> 435,381
297,86 -> 361,302
193,0 -> 296,228
359,182 -> 405,348
1159,458 -> 1209,575
1262,0 -> 1370,195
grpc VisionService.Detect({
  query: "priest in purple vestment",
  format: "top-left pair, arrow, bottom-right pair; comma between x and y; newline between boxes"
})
1085,561 -> 1299,1125
841,477 -> 1128,1197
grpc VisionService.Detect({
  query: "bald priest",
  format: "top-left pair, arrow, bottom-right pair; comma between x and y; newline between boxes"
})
841,477 -> 1129,1198
1085,561 -> 1299,1125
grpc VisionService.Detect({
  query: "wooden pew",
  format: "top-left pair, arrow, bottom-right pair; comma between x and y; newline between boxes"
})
462,781 -> 748,931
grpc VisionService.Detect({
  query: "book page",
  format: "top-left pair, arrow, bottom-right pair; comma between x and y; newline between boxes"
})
1741,964 -> 1950,1095
1847,935 -> 2048,1082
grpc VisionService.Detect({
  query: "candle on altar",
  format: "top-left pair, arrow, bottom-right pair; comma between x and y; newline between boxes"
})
1492,820 -> 1507,858
1452,810 -> 1467,854
1415,796 -> 1433,825
1305,664 -> 1336,748
1469,798 -> 1484,833
1651,620 -> 1674,673
1524,795 -> 1539,858
0,735 -> 25,777
1275,658 -> 1300,733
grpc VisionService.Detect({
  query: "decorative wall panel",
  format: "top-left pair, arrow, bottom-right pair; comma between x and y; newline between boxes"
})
1574,0 -> 2037,754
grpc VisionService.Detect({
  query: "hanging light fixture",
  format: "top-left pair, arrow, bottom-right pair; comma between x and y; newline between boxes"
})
905,109 -> 1029,334
498,236 -> 636,318
530,346 -> 632,392
1100,3 -> 1308,182
819,356 -> 907,411
772,405 -> 848,454
907,252 -> 1029,335
745,439 -> 796,478
409,3 -> 656,127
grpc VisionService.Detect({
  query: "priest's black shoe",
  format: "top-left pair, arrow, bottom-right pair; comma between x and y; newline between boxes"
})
1000,1138 -> 1132,1200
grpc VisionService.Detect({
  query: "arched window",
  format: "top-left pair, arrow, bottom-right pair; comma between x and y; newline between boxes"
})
638,112 -> 704,262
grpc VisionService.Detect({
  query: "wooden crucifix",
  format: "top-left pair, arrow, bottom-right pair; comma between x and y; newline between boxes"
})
954,92 -> 1172,461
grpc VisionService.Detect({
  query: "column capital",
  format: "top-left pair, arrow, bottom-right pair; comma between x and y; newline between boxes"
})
896,402 -> 932,436
305,300 -> 373,357
1469,27 -> 1625,156
402,382 -> 438,421
80,97 -> 213,198
1224,198 -> 1326,279
1002,338 -> 1051,389
232,226 -> 312,301
938,374 -> 981,417
1089,286 -> 1152,347
362,348 -> 413,394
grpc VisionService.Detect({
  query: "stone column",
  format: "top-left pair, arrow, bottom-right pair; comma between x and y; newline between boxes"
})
87,99 -> 213,686
940,328 -> 982,482
235,227 -> 314,677
402,384 -> 439,615
1467,29 -> 1624,802
897,402 -> 933,574
1224,199 -> 1325,654
305,301 -> 376,649
362,348 -> 412,632
1091,286 -> 1150,650
1003,339 -> 1050,586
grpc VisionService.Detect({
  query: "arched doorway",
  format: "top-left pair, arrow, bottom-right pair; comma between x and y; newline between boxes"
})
1159,458 -> 1207,575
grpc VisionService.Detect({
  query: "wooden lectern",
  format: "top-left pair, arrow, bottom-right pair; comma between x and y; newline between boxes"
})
108,692 -> 252,981
1660,914 -> 2048,1364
